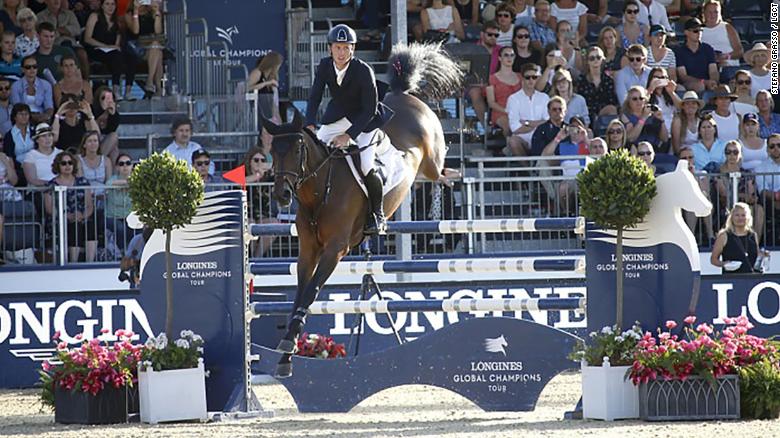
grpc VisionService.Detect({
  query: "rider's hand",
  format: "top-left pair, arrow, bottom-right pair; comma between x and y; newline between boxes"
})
330,133 -> 352,149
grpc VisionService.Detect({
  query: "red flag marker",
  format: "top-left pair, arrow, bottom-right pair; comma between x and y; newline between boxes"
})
223,164 -> 247,189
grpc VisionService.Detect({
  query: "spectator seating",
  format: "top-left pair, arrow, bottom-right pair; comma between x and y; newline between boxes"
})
1,200 -> 40,253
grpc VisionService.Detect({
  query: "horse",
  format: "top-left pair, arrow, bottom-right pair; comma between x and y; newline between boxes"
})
260,43 -> 464,377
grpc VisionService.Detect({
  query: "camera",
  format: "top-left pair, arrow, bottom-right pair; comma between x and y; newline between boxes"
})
649,104 -> 660,113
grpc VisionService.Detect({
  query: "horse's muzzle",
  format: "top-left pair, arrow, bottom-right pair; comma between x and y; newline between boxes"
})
273,180 -> 293,207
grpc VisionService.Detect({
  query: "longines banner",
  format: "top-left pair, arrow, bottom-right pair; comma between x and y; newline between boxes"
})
187,0 -> 287,90
3,276 -> 779,385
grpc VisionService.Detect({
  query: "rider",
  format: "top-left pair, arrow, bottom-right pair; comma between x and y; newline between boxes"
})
305,24 -> 393,234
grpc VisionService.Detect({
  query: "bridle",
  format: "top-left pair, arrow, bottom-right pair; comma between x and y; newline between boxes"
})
272,132 -> 337,194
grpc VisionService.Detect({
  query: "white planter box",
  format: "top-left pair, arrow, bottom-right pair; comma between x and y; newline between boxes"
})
139,360 -> 208,424
581,359 -> 639,421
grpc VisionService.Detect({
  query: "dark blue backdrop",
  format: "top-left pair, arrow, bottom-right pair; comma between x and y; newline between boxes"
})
187,0 -> 287,91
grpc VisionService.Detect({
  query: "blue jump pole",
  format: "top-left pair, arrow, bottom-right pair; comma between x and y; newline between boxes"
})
250,257 -> 585,275
250,218 -> 585,237
249,297 -> 586,317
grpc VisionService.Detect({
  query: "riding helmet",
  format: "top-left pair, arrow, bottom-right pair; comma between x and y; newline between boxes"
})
327,24 -> 357,44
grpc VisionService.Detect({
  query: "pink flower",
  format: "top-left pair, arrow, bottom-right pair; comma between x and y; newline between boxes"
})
75,333 -> 83,340
57,342 -> 67,350
665,320 -> 677,330
115,329 -> 125,337
42,361 -> 51,371
684,315 -> 696,325
52,331 -> 61,341
696,323 -> 713,334
100,328 -> 110,334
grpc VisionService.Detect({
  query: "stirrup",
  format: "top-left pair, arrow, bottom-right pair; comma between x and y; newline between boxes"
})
364,212 -> 386,235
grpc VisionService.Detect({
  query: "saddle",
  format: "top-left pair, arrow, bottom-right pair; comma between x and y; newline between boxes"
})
343,132 -> 407,200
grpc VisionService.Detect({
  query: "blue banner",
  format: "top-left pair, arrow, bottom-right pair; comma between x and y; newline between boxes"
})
186,0 -> 287,90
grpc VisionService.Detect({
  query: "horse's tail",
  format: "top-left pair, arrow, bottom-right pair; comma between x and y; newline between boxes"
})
387,42 -> 464,101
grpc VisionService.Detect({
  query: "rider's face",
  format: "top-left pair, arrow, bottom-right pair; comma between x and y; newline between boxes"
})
331,42 -> 354,67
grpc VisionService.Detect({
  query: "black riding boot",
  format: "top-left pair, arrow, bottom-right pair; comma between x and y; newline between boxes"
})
364,169 -> 386,234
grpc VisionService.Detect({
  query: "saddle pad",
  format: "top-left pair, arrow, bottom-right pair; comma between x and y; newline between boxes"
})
345,132 -> 407,198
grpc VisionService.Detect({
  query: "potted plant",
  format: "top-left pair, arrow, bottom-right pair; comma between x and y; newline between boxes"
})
138,330 -> 208,424
127,152 -> 204,338
577,149 -> 656,328
570,324 -> 643,420
39,329 -> 142,424
738,341 -> 780,419
295,333 -> 347,359
630,316 -> 774,420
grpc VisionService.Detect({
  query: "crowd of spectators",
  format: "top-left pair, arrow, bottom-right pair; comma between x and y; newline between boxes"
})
2,0 -> 780,263
0,0 -> 170,264
402,0 -> 778,246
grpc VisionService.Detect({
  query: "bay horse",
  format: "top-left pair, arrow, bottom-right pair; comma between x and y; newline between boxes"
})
260,43 -> 463,377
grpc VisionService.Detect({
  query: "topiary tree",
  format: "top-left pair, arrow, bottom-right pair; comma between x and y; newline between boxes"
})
128,152 -> 204,338
576,149 -> 656,329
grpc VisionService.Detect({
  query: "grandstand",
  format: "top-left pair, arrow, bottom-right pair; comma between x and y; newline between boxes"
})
0,0 -> 778,274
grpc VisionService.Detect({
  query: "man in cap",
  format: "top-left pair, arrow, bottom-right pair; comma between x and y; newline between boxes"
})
674,17 -> 718,93
305,23 -> 393,234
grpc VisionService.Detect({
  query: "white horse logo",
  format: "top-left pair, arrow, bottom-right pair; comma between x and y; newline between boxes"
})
216,26 -> 239,45
484,335 -> 508,356
591,160 -> 712,271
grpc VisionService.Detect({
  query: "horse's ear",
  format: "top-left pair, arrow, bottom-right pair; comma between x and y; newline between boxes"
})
260,116 -> 280,136
291,110 -> 304,131
676,159 -> 688,172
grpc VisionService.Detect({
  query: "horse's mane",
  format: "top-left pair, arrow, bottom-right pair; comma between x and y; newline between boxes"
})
387,42 -> 464,101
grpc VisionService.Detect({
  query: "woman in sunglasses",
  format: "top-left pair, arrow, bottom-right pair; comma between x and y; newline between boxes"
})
603,118 -> 628,152
715,140 -> 764,243
105,153 -> 135,252
731,70 -> 758,117
487,46 -> 522,136
620,85 -> 667,149
646,25 -> 677,83
43,150 -> 97,263
635,141 -> 655,173
243,146 -> 278,257
645,67 -> 680,140
740,113 -> 767,171
510,25 -> 541,72
616,1 -> 648,49
575,46 -> 617,124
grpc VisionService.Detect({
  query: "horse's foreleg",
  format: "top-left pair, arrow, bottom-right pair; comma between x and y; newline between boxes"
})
277,227 -> 320,354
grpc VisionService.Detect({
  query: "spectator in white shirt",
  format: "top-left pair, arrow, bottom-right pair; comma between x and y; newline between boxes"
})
162,118 -> 214,174
636,0 -> 671,32
505,63 -> 550,156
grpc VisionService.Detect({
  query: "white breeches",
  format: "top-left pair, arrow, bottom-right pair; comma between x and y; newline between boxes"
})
317,117 -> 379,175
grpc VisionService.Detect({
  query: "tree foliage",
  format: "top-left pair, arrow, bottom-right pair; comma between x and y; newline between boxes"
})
128,152 -> 204,232
576,149 -> 656,230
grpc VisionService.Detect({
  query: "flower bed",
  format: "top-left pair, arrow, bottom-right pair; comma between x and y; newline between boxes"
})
630,315 -> 776,421
39,329 -> 143,424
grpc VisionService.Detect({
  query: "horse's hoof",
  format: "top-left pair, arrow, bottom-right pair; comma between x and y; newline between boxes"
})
275,362 -> 292,379
276,339 -> 297,354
